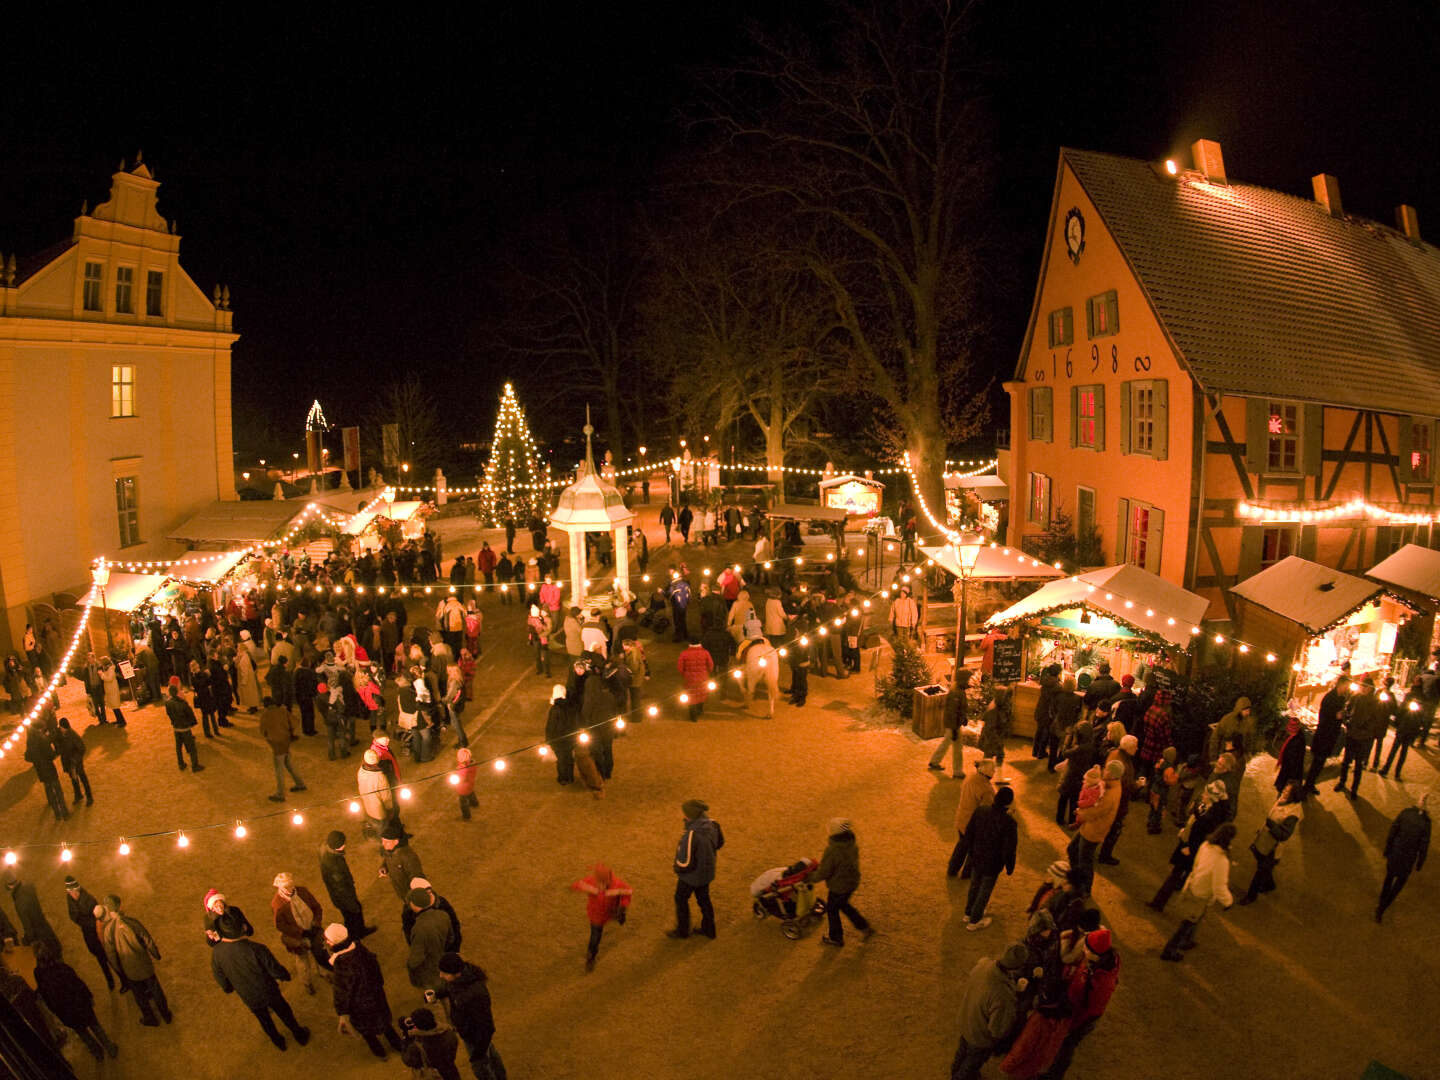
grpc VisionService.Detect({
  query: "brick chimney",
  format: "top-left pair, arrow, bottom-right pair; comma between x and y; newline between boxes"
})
1395,204 -> 1421,240
1312,174 -> 1343,218
1191,139 -> 1226,183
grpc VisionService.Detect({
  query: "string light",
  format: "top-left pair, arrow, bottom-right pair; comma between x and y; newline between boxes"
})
234,822 -> 248,839
493,759 -> 507,772
117,839 -> 130,857
59,846 -> 72,864
291,812 -> 305,826
176,832 -> 189,849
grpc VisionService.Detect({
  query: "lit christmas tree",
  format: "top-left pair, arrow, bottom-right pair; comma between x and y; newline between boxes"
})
479,383 -> 543,525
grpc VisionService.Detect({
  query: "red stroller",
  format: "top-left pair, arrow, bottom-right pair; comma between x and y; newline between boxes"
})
750,858 -> 827,940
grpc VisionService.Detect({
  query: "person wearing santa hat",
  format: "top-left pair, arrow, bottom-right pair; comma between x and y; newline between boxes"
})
370,732 -> 401,788
324,923 -> 402,1059
203,889 -> 254,947
1042,928 -> 1120,1078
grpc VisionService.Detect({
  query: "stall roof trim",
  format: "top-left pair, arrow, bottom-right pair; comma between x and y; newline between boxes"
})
167,549 -> 249,584
90,572 -> 169,613
984,563 -> 1208,650
765,503 -> 850,523
918,544 -> 1065,582
1230,556 -> 1384,634
944,474 -> 1007,495
818,473 -> 884,489
1365,544 -> 1440,603
166,501 -> 305,544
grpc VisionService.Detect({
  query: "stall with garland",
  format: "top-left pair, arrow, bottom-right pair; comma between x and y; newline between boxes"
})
344,500 -> 430,554
87,571 -> 169,659
1365,543 -> 1440,668
1231,555 -> 1419,706
945,473 -> 1008,537
983,563 -> 1208,736
818,472 -> 885,523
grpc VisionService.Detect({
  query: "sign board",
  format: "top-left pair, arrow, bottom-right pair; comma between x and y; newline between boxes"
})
343,426 -> 361,472
991,638 -> 1023,683
117,660 -> 135,680
1150,666 -> 1178,691
382,423 -> 401,467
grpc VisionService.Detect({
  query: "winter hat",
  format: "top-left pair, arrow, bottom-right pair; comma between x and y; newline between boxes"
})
1027,908 -> 1056,937
240,630 -> 251,640
1119,735 -> 1139,755
363,749 -> 380,765
63,875 -> 79,889
994,787 -> 1015,808
997,944 -> 1030,972
456,747 -> 473,766
322,923 -> 349,947
203,889 -> 226,913
409,878 -> 432,891
550,685 -> 567,703
1205,779 -> 1229,801
438,952 -> 464,975
1106,721 -> 1125,743
272,872 -> 295,891
1161,747 -> 1177,765
215,911 -> 247,939
976,759 -> 996,776
1120,674 -> 1135,688
380,819 -> 405,840
168,675 -> 182,687
682,799 -> 709,819
1045,860 -> 1070,884
1085,928 -> 1112,955
410,1008 -> 438,1031
1104,760 -> 1124,780
374,735 -> 389,747
530,604 -> 541,617
326,831 -> 346,851
317,682 -> 328,694
1082,765 -> 1102,786
407,887 -> 432,908
826,818 -> 853,837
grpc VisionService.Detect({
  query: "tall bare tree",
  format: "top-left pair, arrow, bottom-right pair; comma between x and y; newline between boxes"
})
366,373 -> 453,476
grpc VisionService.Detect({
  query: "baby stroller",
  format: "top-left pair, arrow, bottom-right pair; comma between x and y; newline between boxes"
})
750,858 -> 826,940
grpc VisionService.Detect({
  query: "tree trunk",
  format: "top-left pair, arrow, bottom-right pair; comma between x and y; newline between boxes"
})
909,427 -> 949,539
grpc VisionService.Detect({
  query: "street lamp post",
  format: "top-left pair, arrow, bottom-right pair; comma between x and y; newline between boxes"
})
951,533 -> 982,671
91,559 -> 111,660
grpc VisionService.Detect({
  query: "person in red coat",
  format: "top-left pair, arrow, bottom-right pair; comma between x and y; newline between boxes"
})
677,640 -> 715,723
569,863 -> 633,972
453,747 -> 478,821
1042,928 -> 1119,1078
271,872 -> 326,994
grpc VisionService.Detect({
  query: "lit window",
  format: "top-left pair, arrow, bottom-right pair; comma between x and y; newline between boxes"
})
1076,386 -> 1099,448
115,476 -> 140,547
1028,472 -> 1051,528
1047,307 -> 1073,348
1086,290 -> 1119,338
112,365 -> 135,418
1131,384 -> 1155,453
1260,527 -> 1294,570
146,270 -> 164,316
115,266 -> 134,314
83,262 -> 103,311
1266,402 -> 1300,473
1411,422 -> 1432,482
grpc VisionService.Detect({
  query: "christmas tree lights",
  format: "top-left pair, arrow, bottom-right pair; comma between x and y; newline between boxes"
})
479,383 -> 543,525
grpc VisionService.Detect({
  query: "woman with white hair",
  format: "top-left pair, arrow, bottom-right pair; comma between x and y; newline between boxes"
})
545,684 -> 578,784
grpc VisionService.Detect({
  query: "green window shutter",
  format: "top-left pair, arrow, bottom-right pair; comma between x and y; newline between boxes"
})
1397,416 -> 1414,485
1119,382 -> 1132,455
1299,524 -> 1317,560
1094,386 -> 1106,452
1245,398 -> 1269,474
1152,380 -> 1168,461
1085,298 -> 1095,338
1302,404 -> 1324,477
1116,498 -> 1130,563
1069,386 -> 1079,447
1105,290 -> 1119,335
1145,507 -> 1165,573
1047,311 -> 1057,348
1063,307 -> 1073,345
1238,525 -> 1265,581
1040,388 -> 1053,443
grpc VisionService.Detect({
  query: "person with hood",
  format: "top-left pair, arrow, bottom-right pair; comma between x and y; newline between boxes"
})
668,798 -> 724,940
677,638 -> 715,722
1161,821 -> 1235,961
1273,716 -> 1308,793
271,872 -> 326,994
405,887 -> 456,992
323,923 -> 402,1059
1039,929 -> 1121,1079
948,758 -> 997,878
570,863 -> 633,971
929,667 -> 975,774
203,889 -> 254,946
97,895 -> 171,1026
32,938 -> 118,1060
950,944 -> 1030,1080
1237,782 -> 1304,905
811,819 -> 872,946
1376,794 -> 1431,922
1096,735 -> 1141,866
4,869 -> 58,950
321,832 -> 375,942
1054,720 -> 1095,827
545,684 -> 577,784
1302,674 -> 1350,796
1149,780 -> 1230,912
401,1007 -> 462,1080
435,952 -> 504,1078
1207,695 -> 1256,766
64,876 -> 112,989
357,750 -> 394,839
211,911 -> 310,1050
379,821 -> 426,902
955,787 -> 1018,931
978,685 -> 1014,768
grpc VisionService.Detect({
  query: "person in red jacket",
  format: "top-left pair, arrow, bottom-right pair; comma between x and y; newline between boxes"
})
569,863 -> 633,972
1041,928 -> 1120,1079
453,747 -> 479,821
677,640 -> 715,723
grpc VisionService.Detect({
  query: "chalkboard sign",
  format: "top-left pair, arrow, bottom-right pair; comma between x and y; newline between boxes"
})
1150,666 -> 1177,691
992,638 -> 1024,683
117,660 -> 135,680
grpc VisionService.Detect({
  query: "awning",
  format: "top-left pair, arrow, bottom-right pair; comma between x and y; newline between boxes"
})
1366,544 -> 1440,603
1231,555 -> 1395,635
818,473 -> 884,490
945,474 -> 1008,498
985,563 -> 1209,651
91,572 -> 168,613
166,549 -> 250,585
919,544 -> 1065,581
765,503 -> 850,524
167,501 -> 306,545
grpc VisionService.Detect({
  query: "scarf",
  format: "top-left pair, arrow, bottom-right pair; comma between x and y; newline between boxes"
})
279,887 -> 313,930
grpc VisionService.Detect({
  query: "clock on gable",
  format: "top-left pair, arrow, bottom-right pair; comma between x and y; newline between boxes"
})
1063,207 -> 1085,264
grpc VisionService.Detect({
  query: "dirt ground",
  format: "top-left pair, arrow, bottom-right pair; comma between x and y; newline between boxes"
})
2,505 -> 1437,1080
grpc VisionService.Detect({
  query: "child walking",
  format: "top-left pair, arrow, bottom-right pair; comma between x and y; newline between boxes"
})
569,864 -> 632,971
454,748 -> 478,820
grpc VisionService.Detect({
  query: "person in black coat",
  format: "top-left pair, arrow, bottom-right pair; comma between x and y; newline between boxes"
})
208,656 -> 235,727
210,913 -> 311,1050
545,685 -> 578,784
32,940 -> 117,1060
1376,795 -> 1431,922
1273,717 -> 1307,794
1055,721 -> 1095,826
52,717 -> 92,806
324,925 -> 402,1059
1148,781 -> 1229,912
1301,677 -> 1349,796
294,659 -> 320,736
955,787 -> 1018,929
320,832 -> 375,942
434,953 -> 503,1078
4,871 -> 59,951
64,876 -> 113,989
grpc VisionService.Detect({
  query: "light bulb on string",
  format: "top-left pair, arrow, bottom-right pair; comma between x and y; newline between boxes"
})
578,731 -> 592,744
399,787 -> 413,801
647,705 -> 659,717
291,812 -> 304,826
59,845 -> 72,864
177,832 -> 190,849
117,839 -> 130,856
235,822 -> 248,839
348,800 -> 361,814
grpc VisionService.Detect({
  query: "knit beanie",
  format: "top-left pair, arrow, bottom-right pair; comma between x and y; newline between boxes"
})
994,786 -> 1014,808
826,818 -> 853,837
326,831 -> 346,851
1120,674 -> 1134,688
1119,734 -> 1138,755
63,875 -> 79,890
410,1008 -> 437,1031
409,878 -> 432,891
1085,928 -> 1112,954
1082,765 -> 1102,786
998,943 -> 1030,972
1045,859 -> 1070,884
363,749 -> 380,765
1027,908 -> 1056,937
438,952 -> 464,975
1104,759 -> 1124,780
408,887 -> 432,908
322,923 -> 348,947
1161,746 -> 1177,764
681,799 -> 708,819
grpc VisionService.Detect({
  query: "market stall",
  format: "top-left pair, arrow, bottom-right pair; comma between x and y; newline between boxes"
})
1366,543 -> 1440,671
915,543 -> 1064,671
945,473 -> 1008,537
984,563 -> 1208,736
86,571 -> 168,658
1231,555 -> 1418,705
818,473 -> 885,523
154,549 -> 253,619
344,500 -> 427,554
764,504 -> 850,565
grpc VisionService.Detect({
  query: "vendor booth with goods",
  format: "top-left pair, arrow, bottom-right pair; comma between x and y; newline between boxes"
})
1365,543 -> 1440,666
818,472 -> 885,523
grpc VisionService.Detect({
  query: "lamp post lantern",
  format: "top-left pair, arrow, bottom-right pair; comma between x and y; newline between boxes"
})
91,559 -> 111,659
951,533 -> 982,670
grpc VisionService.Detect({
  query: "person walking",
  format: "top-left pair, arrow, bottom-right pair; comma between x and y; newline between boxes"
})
929,668 -> 974,775
949,945 -> 1029,1080
25,718 -> 68,822
454,747 -> 480,820
1301,675 -> 1349,796
64,876 -> 113,990
955,787 -> 1018,931
812,819 -> 873,947
320,832 -> 375,942
677,639 -> 714,722
97,895 -> 172,1026
271,872 -> 326,994
668,799 -> 724,940
211,911 -> 311,1050
1160,822 -> 1236,961
1376,794 -> 1431,923
545,684 -> 577,784
32,939 -> 119,1060
260,695 -> 306,803
164,680 -> 205,773
324,923 -> 402,1060
569,863 -> 633,971
434,952 -> 506,1079
1149,780 -> 1230,912
1378,691 -> 1425,780
977,685 -> 1013,769
1237,783 -> 1304,905
948,758 -> 996,878
48,716 -> 91,808
1335,675 -> 1386,800
4,870 -> 59,951
677,503 -> 693,544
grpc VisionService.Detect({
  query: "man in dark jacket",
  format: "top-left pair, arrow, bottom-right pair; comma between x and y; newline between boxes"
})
668,798 -> 724,940
1376,794 -> 1431,922
1109,675 -> 1144,734
1032,664 -> 1062,760
1083,662 -> 1119,710
4,870 -> 59,950
294,658 -> 319,736
929,668 -> 973,775
53,717 -> 92,806
324,923 -> 402,1059
24,719 -> 67,822
955,787 -> 1018,929
1336,676 -> 1386,800
32,939 -> 117,1060
211,912 -> 311,1050
320,832 -> 374,941
435,952 -> 504,1079
545,686 -> 577,784
405,888 -> 456,992
64,876 -> 113,989
1055,720 -> 1095,826
1302,676 -> 1349,796
811,819 -> 871,947
164,681 -> 204,773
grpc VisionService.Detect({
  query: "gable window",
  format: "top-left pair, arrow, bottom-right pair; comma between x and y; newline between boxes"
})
1047,307 -> 1073,348
1115,497 -> 1164,573
1260,526 -> 1295,571
1028,472 -> 1052,528
1028,386 -> 1053,443
1071,385 -> 1104,450
1411,421 -> 1433,482
1267,402 -> 1301,473
1086,290 -> 1119,338
146,270 -> 164,317
115,476 -> 141,547
83,262 -> 103,311
115,266 -> 134,314
112,365 -> 135,418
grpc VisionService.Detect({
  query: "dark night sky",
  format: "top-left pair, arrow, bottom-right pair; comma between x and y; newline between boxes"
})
2,2 -> 1435,457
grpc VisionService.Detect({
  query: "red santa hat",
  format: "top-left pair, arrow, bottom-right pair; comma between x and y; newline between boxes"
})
203,889 -> 226,914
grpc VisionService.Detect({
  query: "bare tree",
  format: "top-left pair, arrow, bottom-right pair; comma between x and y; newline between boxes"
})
697,0 -> 993,512
366,374 -> 453,476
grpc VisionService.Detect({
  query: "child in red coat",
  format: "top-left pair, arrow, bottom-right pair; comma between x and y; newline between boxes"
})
569,863 -> 632,971
454,747 -> 478,820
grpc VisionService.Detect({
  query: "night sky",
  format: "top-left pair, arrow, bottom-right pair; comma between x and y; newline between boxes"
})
2,2 -> 1435,460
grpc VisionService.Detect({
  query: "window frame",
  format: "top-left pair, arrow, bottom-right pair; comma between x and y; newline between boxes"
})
1411,420 -> 1433,483
1075,384 -> 1100,449
83,262 -> 104,312
1028,386 -> 1053,444
1047,307 -> 1074,348
114,265 -> 135,314
1028,472 -> 1052,528
1077,484 -> 1096,540
115,475 -> 141,548
1265,400 -> 1302,474
1086,289 -> 1119,339
111,364 -> 136,418
145,269 -> 164,317
1259,526 -> 1296,571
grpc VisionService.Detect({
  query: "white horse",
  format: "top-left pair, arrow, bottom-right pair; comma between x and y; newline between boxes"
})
740,638 -> 780,717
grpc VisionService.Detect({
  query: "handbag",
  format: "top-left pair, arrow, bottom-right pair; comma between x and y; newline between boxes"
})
1171,888 -> 1208,923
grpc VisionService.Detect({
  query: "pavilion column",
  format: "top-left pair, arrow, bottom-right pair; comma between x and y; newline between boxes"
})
614,525 -> 630,599
569,530 -> 586,609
